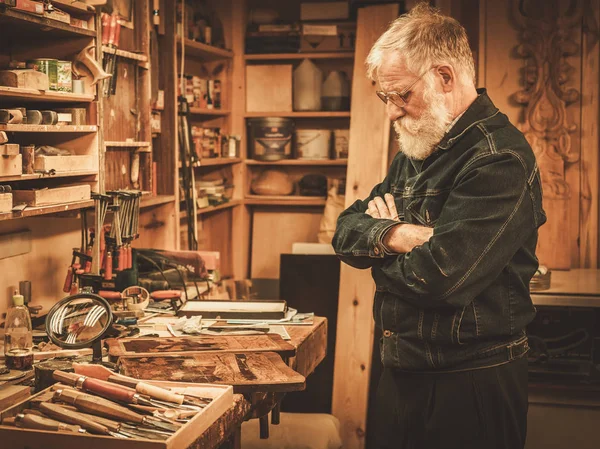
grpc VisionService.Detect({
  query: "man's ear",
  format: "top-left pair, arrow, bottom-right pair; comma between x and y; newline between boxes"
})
436,65 -> 455,92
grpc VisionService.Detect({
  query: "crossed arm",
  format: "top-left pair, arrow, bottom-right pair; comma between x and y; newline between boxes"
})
366,193 -> 433,254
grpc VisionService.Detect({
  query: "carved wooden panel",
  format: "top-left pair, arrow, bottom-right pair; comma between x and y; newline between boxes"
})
512,0 -> 583,269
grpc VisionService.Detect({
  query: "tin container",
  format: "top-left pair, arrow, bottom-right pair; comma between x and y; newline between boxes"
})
247,117 -> 294,161
27,58 -> 58,91
56,60 -> 72,92
295,129 -> 331,159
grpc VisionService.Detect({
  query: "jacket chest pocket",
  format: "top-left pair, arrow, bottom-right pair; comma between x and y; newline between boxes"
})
405,190 -> 450,227
389,185 -> 406,221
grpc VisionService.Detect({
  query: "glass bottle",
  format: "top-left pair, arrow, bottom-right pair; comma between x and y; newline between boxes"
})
4,292 -> 33,370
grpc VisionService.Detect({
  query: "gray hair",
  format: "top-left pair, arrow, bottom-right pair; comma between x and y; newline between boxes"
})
366,3 -> 476,86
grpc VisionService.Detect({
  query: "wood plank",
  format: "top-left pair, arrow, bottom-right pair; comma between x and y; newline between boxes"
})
0,229 -> 31,260
245,65 -> 293,112
245,159 -> 347,166
118,352 -> 305,393
331,5 -> 398,449
33,155 -> 97,172
0,86 -> 94,103
0,385 -> 30,412
0,125 -> 97,133
105,334 -> 297,359
12,185 -> 91,206
245,53 -> 354,60
244,111 -> 350,118
579,0 -> 600,268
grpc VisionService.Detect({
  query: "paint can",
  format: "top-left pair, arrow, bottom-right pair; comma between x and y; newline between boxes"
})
27,59 -> 58,91
247,117 -> 294,161
56,61 -> 72,92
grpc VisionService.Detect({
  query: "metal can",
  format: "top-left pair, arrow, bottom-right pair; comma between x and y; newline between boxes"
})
56,60 -> 72,92
27,58 -> 58,91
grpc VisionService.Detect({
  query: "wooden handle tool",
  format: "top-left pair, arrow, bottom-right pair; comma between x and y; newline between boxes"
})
59,405 -> 121,433
53,388 -> 144,424
136,382 -> 184,405
13,413 -> 85,433
39,402 -> 112,435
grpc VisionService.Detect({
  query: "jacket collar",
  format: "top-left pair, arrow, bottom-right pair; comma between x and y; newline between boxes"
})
437,88 -> 500,151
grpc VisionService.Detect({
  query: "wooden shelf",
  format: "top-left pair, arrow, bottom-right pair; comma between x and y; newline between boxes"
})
0,170 -> 97,182
0,124 -> 97,132
178,39 -> 233,61
245,52 -> 354,61
140,194 -> 176,208
102,46 -> 148,63
180,199 -> 242,218
0,86 -> 95,103
245,195 -> 326,206
245,111 -> 350,118
179,158 -> 242,169
105,141 -> 151,152
0,8 -> 96,38
189,108 -> 230,117
0,199 -> 94,222
246,159 -> 347,166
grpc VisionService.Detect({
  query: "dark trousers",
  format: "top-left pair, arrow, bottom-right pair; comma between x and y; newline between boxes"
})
372,357 -> 528,449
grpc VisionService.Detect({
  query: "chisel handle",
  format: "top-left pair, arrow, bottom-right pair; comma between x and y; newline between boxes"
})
39,402 -> 111,436
136,382 -> 184,405
60,405 -> 121,433
53,370 -> 83,387
16,413 -> 84,433
63,267 -> 73,293
82,377 -> 136,404
54,388 -> 144,424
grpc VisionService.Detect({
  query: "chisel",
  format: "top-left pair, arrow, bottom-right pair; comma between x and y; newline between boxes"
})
39,402 -> 119,436
53,389 -> 181,432
3,413 -> 86,433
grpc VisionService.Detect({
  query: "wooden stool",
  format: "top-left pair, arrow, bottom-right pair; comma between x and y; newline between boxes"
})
241,412 -> 342,449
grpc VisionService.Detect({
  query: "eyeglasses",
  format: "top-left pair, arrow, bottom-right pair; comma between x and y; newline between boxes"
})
376,67 -> 433,108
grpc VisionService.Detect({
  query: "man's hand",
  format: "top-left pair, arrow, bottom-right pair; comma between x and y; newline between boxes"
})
366,193 -> 399,220
383,223 -> 433,254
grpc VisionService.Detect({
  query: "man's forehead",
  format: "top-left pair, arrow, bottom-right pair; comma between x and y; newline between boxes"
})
376,52 -> 412,89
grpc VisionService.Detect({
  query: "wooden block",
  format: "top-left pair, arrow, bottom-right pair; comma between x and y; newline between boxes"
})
12,184 -> 91,206
33,155 -> 97,172
0,385 -> 30,412
0,131 -> 6,144
246,65 -> 292,112
55,108 -> 86,125
0,154 -> 22,177
0,70 -> 49,90
0,193 -> 12,213
0,144 -> 19,156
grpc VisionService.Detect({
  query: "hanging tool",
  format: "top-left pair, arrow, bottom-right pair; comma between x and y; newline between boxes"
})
178,96 -> 198,249
53,389 -> 182,432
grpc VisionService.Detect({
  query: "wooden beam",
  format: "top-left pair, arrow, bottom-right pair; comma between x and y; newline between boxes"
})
580,0 -> 599,268
331,5 -> 398,449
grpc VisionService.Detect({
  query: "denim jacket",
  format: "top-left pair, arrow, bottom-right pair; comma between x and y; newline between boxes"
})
332,90 -> 546,372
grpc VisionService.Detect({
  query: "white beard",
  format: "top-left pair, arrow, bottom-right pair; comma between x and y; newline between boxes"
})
394,85 -> 452,160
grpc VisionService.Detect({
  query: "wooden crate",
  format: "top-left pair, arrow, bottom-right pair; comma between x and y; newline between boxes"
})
12,184 -> 91,206
0,381 -> 234,449
0,154 -> 21,177
0,193 -> 11,213
33,155 -> 98,172
245,64 -> 292,112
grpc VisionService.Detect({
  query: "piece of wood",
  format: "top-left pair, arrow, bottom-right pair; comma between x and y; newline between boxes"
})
286,317 -> 328,378
12,184 -> 91,206
0,144 -> 19,156
0,193 -> 12,214
331,5 -> 398,449
579,0 -> 600,268
0,385 -> 30,412
21,145 -> 34,175
0,154 -> 22,177
0,381 -> 234,449
105,334 -> 296,359
0,70 -> 49,90
245,65 -> 293,112
118,351 -> 305,393
178,300 -> 287,319
33,155 -> 97,173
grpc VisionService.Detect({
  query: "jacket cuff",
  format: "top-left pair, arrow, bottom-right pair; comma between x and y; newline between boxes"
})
368,220 -> 399,258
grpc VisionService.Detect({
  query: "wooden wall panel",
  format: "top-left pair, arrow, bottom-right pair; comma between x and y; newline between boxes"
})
331,5 -> 398,449
250,209 -> 322,278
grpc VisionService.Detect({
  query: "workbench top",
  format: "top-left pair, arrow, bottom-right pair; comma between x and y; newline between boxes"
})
532,269 -> 600,307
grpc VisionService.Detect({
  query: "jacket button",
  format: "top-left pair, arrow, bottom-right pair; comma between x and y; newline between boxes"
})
383,330 -> 392,337
373,247 -> 380,255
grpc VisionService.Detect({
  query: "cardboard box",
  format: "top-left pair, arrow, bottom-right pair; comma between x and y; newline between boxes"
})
300,2 -> 349,21
14,0 -> 44,14
300,22 -> 356,52
246,64 -> 293,112
44,8 -> 70,23
13,184 -> 91,206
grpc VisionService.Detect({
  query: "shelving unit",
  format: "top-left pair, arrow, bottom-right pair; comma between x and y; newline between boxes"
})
245,111 -> 351,118
178,38 -> 234,61
245,159 -> 347,166
0,3 -> 100,222
180,199 -> 243,218
189,108 -> 231,116
245,52 -> 354,60
245,196 -> 327,206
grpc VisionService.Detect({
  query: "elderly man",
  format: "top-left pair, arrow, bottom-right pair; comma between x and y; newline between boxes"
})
332,3 -> 545,449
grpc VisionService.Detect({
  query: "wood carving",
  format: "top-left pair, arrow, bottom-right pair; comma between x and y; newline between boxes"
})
512,0 -> 583,269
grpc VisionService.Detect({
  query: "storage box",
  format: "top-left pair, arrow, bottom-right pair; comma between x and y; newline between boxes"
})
44,8 -> 70,24
300,22 -> 356,52
12,184 -> 91,206
300,2 -> 349,21
0,381 -> 233,449
33,155 -> 97,173
246,65 -> 293,112
14,0 -> 44,14
0,193 -> 12,213
0,154 -> 22,177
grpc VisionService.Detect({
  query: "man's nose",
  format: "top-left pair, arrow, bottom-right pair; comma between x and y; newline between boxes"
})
386,102 -> 405,122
